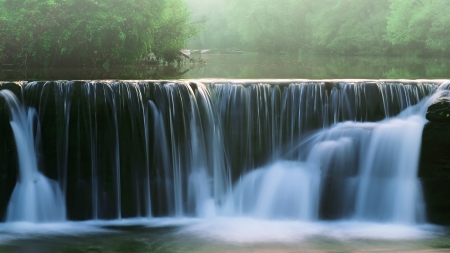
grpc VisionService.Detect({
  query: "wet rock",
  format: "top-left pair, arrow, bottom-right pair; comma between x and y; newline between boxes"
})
419,122 -> 450,225
426,95 -> 450,122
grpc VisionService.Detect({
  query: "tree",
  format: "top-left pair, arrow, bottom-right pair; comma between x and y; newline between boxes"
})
225,0 -> 311,54
0,0 -> 197,66
220,0 -> 450,56
152,0 -> 198,62
309,0 -> 390,55
385,0 -> 450,56
223,0 -> 392,55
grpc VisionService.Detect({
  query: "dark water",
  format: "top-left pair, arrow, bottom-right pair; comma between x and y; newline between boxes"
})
1,54 -> 450,80
0,64 -> 189,81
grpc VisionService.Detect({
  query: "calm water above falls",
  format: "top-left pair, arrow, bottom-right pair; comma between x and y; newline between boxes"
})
1,55 -> 450,80
186,54 -> 450,79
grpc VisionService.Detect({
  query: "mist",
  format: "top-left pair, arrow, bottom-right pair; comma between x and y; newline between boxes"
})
185,0 -> 450,57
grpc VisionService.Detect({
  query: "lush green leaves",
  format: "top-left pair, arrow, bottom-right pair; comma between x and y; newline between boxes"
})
0,0 -> 197,66
385,0 -> 450,55
186,0 -> 450,56
309,0 -> 390,55
225,0 -> 310,53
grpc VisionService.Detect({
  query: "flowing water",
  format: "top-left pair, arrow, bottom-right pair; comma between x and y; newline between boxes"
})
0,90 -> 65,223
0,79 -> 448,251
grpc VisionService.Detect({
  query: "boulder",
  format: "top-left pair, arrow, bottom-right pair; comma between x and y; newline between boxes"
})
419,122 -> 450,225
426,94 -> 450,122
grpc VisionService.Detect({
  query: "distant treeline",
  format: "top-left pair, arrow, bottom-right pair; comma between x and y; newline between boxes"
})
186,0 -> 450,56
0,0 -> 197,67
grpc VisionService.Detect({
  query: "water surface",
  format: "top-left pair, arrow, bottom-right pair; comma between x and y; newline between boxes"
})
0,219 -> 447,253
186,54 -> 450,79
1,55 -> 450,80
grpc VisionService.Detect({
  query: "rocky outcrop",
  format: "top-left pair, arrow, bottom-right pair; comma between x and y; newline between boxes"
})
419,91 -> 450,224
426,93 -> 450,122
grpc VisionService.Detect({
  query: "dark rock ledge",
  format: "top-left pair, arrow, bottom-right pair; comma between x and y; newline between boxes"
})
426,93 -> 450,122
421,92 -> 450,225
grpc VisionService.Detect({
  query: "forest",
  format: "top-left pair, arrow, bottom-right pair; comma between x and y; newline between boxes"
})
1,0 -> 449,67
186,0 -> 450,56
0,0 -> 196,66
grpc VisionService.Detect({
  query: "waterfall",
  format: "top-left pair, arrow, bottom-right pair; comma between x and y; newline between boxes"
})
0,80 -> 442,225
0,90 -> 65,223
303,110 -> 429,223
222,161 -> 321,220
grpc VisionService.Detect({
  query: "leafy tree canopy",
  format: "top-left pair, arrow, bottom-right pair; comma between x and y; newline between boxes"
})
186,0 -> 450,56
385,0 -> 450,54
0,0 -> 197,66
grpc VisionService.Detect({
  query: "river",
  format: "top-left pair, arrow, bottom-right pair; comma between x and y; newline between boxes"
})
1,54 -> 450,80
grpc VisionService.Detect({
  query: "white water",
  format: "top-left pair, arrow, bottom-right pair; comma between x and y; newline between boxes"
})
222,161 -> 321,220
354,116 -> 426,223
179,218 -> 438,243
217,89 -> 441,224
161,89 -> 443,243
0,90 -> 65,223
0,217 -> 439,244
0,81 -> 444,243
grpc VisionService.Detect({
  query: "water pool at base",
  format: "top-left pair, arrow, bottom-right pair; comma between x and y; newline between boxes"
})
0,218 -> 447,253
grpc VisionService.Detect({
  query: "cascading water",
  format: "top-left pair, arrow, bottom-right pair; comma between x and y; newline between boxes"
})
298,98 -> 432,223
222,161 -> 321,220
353,116 -> 427,223
219,106 -> 430,223
0,80 -> 442,230
0,90 -> 65,223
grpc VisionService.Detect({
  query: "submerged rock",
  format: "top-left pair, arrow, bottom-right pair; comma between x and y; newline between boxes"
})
426,95 -> 450,122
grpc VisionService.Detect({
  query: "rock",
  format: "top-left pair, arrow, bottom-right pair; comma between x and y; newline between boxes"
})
426,94 -> 450,122
419,122 -> 450,225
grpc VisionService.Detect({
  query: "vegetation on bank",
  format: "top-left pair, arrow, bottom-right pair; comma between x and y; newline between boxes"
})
0,0 -> 197,67
186,0 -> 450,57
1,0 -> 448,68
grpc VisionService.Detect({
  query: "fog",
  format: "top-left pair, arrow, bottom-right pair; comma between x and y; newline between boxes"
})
185,0 -> 450,57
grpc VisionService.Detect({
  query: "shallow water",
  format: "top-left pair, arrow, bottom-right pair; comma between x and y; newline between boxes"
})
0,218 -> 448,253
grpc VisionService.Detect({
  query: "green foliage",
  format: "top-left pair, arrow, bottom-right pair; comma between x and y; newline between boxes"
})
185,0 -> 450,56
385,0 -> 450,55
0,0 -> 197,66
310,0 -> 391,55
152,0 -> 197,62
226,0 -> 310,54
